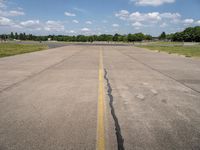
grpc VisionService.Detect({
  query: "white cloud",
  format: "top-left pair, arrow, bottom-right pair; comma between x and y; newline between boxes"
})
145,12 -> 161,21
66,30 -> 76,34
64,12 -> 76,17
0,10 -> 25,17
0,16 -> 23,29
115,10 -> 197,35
129,12 -> 161,23
115,10 -> 129,20
44,21 -> 65,32
0,0 -> 25,17
69,30 -> 76,33
160,12 -> 181,19
81,28 -> 90,32
115,10 -> 182,24
0,0 -> 24,17
20,20 -> 41,30
0,0 -> 6,8
112,24 -> 119,27
81,28 -> 91,32
132,22 -> 143,27
160,22 -> 167,27
72,20 -> 79,23
85,21 -> 92,24
134,27 -> 140,30
131,0 -> 175,6
183,19 -> 194,24
20,20 -> 39,26
8,10 -> 25,16
0,17 -> 68,32
196,20 -> 200,25
73,7 -> 86,13
0,16 -> 12,26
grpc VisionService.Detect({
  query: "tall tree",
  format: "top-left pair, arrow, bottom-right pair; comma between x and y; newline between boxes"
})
15,32 -> 18,39
10,32 -> 14,39
159,32 -> 166,40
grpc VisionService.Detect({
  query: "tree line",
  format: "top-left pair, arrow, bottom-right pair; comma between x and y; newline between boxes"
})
159,26 -> 200,42
0,32 -> 152,42
0,26 -> 200,42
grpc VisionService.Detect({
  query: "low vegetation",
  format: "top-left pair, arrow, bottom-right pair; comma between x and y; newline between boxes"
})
0,43 -> 48,58
138,43 -> 200,57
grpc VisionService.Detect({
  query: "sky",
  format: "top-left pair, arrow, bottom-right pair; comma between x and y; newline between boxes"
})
0,0 -> 200,36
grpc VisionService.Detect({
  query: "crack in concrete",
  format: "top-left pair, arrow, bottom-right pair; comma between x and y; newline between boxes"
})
104,69 -> 125,150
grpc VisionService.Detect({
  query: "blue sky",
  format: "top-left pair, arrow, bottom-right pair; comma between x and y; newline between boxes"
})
0,0 -> 200,36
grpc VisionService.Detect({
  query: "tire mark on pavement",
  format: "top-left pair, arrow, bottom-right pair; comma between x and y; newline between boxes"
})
104,69 -> 125,150
0,50 -> 82,94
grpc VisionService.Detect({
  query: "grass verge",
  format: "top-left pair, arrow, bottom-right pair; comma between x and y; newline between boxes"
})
138,45 -> 200,57
0,43 -> 48,58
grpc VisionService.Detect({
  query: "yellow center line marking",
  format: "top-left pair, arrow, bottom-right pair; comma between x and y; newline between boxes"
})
97,49 -> 105,150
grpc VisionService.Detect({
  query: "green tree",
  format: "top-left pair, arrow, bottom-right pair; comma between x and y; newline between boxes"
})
193,26 -> 200,42
113,33 -> 120,41
15,32 -> 18,39
159,32 -> 166,40
88,36 -> 94,43
134,33 -> 144,41
127,34 -> 135,42
144,35 -> 152,41
10,32 -> 14,39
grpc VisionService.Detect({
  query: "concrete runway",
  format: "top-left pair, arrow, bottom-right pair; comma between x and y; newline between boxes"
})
0,45 -> 200,150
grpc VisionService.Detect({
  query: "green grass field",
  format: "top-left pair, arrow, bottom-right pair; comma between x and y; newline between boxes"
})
0,43 -> 48,58
137,42 -> 200,57
135,41 -> 184,46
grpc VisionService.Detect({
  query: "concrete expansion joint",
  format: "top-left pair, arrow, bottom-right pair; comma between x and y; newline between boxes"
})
119,51 -> 200,94
104,68 -> 125,150
0,50 -> 82,94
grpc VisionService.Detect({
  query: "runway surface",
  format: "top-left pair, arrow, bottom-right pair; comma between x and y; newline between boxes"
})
0,45 -> 200,150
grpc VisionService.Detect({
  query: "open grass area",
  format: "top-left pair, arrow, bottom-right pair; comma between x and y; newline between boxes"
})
135,41 -> 184,46
0,43 -> 48,58
137,42 -> 200,57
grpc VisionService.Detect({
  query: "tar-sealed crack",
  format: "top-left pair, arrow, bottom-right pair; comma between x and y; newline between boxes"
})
104,69 -> 125,150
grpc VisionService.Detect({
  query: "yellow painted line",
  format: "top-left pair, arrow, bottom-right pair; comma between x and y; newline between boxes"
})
97,49 -> 105,150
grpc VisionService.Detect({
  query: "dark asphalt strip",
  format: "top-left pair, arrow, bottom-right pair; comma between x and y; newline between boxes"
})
104,69 -> 125,150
